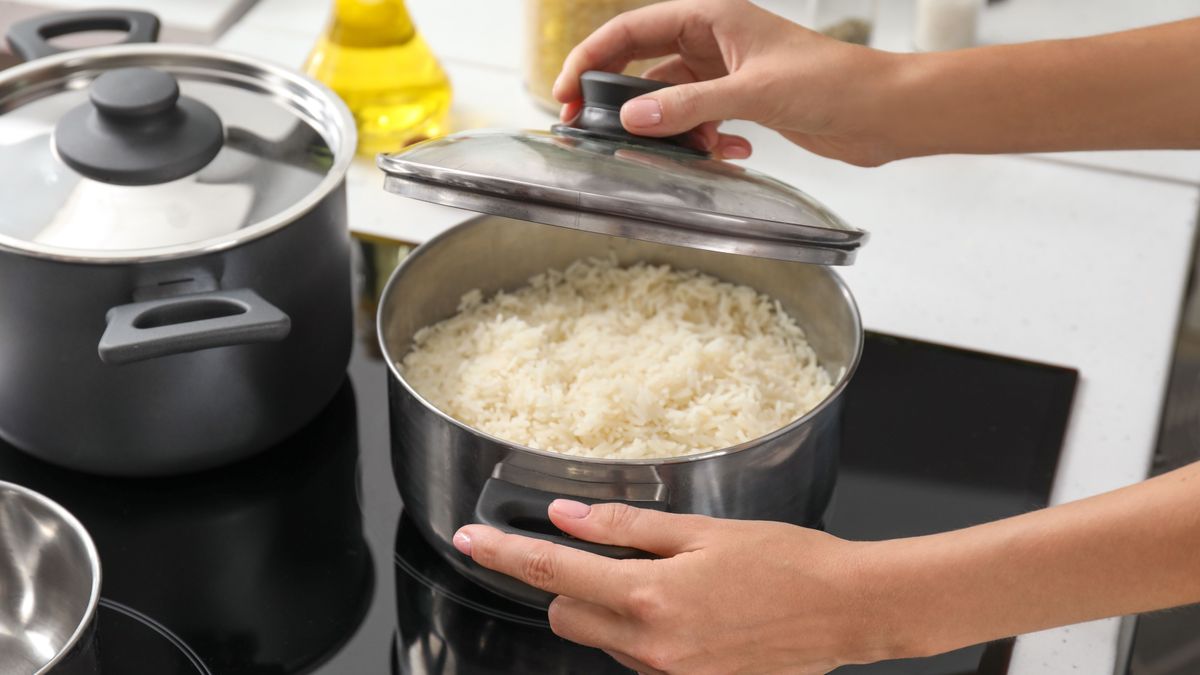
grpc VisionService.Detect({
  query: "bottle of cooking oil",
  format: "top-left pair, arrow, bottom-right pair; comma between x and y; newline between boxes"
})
305,0 -> 452,155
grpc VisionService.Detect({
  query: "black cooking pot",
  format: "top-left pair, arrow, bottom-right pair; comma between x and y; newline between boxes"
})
0,381 -> 374,674
0,10 -> 356,476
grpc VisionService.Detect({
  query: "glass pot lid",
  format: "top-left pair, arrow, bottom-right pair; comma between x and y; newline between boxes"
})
0,44 -> 355,261
378,71 -> 867,265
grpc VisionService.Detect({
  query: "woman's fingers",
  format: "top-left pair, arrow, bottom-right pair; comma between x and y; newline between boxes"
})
547,596 -> 637,648
640,54 -> 699,86
621,76 -> 747,137
641,57 -> 722,152
680,123 -> 719,151
609,56 -> 754,156
560,52 -> 702,125
559,99 -> 583,123
552,0 -> 721,103
715,133 -> 753,159
605,649 -> 665,675
548,500 -> 709,556
453,525 -> 633,607
553,10 -> 750,140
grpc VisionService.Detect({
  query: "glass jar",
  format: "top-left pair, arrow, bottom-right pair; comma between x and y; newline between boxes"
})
809,0 -> 879,45
914,0 -> 985,51
524,0 -> 662,113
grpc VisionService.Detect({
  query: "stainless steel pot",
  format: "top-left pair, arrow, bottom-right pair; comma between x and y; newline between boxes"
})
0,11 -> 356,476
378,216 -> 862,607
0,481 -> 101,675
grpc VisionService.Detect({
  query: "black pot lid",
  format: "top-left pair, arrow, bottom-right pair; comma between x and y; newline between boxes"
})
0,45 -> 355,261
377,71 -> 867,265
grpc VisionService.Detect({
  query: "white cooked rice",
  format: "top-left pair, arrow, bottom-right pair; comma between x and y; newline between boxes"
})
399,255 -> 833,460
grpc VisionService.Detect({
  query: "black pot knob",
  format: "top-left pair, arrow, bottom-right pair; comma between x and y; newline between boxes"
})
553,71 -> 706,156
90,67 -> 179,118
54,67 -> 224,186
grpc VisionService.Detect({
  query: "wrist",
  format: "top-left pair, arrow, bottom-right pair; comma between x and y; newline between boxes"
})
849,537 -> 956,663
864,50 -> 948,162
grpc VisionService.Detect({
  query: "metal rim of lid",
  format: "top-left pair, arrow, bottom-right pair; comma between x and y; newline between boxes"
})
0,43 -> 357,265
377,133 -> 868,265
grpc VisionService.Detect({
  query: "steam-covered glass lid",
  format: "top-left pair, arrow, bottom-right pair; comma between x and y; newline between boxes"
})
378,72 -> 867,265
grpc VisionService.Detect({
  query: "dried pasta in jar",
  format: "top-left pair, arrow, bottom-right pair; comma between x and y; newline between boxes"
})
524,0 -> 662,112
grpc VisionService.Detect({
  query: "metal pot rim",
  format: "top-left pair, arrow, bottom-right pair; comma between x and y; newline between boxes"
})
376,219 -> 865,467
0,480 -> 102,674
0,43 -> 356,265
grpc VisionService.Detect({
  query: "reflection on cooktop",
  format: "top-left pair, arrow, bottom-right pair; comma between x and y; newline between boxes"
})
97,598 -> 211,675
0,383 -> 376,674
393,512 -> 632,675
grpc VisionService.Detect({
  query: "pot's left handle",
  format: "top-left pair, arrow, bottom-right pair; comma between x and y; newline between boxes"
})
6,9 -> 160,62
98,289 -> 290,366
472,477 -> 665,607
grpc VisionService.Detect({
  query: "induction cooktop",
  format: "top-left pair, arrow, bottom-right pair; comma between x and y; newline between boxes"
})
386,331 -> 1077,675
0,239 -> 1077,674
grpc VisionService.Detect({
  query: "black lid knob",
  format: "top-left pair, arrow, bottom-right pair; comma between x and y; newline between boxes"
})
552,71 -> 706,156
54,67 -> 224,186
90,67 -> 179,118
578,71 -> 669,110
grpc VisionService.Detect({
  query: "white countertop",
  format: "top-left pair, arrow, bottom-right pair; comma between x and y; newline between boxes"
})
217,2 -> 1200,673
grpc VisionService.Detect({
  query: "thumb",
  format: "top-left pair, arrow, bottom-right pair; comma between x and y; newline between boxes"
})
620,76 -> 745,137
547,500 -> 708,557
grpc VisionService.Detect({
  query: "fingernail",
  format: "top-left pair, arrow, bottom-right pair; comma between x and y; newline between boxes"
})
622,98 -> 662,128
723,143 -> 751,160
452,529 -> 472,555
550,499 -> 592,519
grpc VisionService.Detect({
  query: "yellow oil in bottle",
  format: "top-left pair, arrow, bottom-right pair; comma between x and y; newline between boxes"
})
305,0 -> 452,155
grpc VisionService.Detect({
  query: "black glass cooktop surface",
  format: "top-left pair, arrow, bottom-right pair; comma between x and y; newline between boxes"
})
0,244 -> 1077,675
387,331 -> 1077,675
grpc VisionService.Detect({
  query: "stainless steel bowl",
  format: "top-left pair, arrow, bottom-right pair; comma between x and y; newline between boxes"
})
0,481 -> 100,675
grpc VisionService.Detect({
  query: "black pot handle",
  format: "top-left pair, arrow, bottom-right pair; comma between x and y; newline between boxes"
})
472,477 -> 666,607
98,289 -> 290,365
6,9 -> 161,62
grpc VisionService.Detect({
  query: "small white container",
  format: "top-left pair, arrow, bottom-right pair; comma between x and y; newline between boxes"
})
914,0 -> 984,51
809,0 -> 880,45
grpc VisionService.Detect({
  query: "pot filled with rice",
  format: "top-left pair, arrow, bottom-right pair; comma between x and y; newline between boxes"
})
375,72 -> 869,607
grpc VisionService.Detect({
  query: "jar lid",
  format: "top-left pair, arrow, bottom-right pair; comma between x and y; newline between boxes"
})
0,42 -> 355,261
377,72 -> 867,264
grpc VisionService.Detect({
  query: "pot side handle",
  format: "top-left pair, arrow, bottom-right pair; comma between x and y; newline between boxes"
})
6,9 -> 160,62
472,477 -> 665,605
98,289 -> 290,366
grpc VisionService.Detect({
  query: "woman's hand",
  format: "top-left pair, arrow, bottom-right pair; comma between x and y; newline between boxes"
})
555,1 -> 1200,162
454,460 -> 1200,672
452,500 -> 909,674
551,0 -> 908,165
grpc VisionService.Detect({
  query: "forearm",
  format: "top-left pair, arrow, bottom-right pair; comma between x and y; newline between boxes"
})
878,19 -> 1200,159
872,460 -> 1200,658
